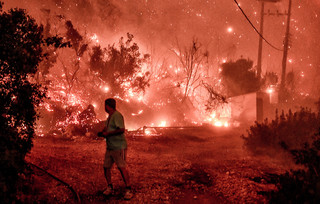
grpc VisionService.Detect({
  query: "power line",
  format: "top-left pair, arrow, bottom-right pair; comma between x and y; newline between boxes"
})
233,0 -> 283,51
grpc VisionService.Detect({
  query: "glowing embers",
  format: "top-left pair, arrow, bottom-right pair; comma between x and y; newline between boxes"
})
127,126 -> 162,137
90,33 -> 99,43
131,110 -> 143,116
103,86 -> 110,93
206,105 -> 231,128
213,120 -> 229,127
159,120 -> 166,127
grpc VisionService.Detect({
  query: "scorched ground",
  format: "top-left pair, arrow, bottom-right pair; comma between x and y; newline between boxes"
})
25,126 -> 289,203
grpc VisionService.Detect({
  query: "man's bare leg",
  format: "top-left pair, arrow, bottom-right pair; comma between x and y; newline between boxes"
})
118,167 -> 133,199
118,167 -> 130,187
104,167 -> 112,184
103,167 -> 113,196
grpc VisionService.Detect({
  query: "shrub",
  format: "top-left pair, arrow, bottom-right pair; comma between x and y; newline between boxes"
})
261,129 -> 320,203
242,108 -> 320,155
243,104 -> 320,202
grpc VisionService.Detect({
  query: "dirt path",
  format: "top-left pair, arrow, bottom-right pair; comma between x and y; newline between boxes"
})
26,126 -> 286,203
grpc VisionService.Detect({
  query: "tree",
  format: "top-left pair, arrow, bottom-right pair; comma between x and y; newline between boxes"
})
89,33 -> 150,97
171,38 -> 209,100
220,58 -> 260,97
0,2 -> 67,202
263,71 -> 278,87
201,81 -> 227,112
63,20 -> 88,93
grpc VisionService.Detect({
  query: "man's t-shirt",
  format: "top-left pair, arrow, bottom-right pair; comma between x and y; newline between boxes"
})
105,110 -> 127,150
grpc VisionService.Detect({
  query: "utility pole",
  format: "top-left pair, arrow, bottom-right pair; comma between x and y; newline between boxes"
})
256,0 -> 280,122
257,0 -> 281,79
257,1 -> 265,79
279,0 -> 292,102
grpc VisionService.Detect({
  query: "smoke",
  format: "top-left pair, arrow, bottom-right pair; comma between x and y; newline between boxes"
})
3,0 -> 320,127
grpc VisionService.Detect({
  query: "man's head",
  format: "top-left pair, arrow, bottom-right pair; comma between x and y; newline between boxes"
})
105,98 -> 116,113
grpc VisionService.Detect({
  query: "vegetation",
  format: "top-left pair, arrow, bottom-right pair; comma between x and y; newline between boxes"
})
242,108 -> 320,154
171,38 -> 209,100
242,103 -> 320,202
262,128 -> 320,203
221,58 -> 260,97
89,32 -> 151,97
0,2 -> 67,202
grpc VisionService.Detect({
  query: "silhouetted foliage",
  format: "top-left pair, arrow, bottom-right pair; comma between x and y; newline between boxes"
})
172,38 -> 209,99
221,58 -> 260,97
201,81 -> 227,112
257,129 -> 320,203
242,108 -> 320,154
262,71 -> 278,87
243,104 -> 320,203
89,33 -> 150,96
0,2 -> 67,202
65,20 -> 83,52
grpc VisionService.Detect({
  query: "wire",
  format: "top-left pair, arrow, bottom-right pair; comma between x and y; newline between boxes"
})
233,0 -> 283,51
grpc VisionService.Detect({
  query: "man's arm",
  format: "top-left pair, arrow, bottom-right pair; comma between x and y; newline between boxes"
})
98,127 -> 125,138
103,127 -> 125,137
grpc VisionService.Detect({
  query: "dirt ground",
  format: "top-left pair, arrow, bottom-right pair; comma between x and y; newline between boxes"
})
25,126 -> 289,203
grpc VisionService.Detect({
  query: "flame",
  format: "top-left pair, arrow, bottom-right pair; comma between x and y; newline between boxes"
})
205,104 -> 231,127
145,129 -> 152,135
90,33 -> 99,43
132,110 -> 144,116
214,121 -> 229,127
159,120 -> 166,127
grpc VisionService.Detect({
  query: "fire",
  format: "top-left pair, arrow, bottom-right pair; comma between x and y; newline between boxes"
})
34,30 -> 232,136
90,33 -> 99,43
159,121 -> 167,127
214,121 -> 229,127
206,104 -> 231,127
145,129 -> 152,135
132,110 -> 144,116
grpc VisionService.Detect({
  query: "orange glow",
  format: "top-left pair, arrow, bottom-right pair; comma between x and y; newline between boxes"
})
90,33 -> 99,43
222,58 -> 227,63
214,121 -> 229,127
145,129 -> 152,135
267,87 -> 274,94
159,121 -> 167,127
132,110 -> 144,116
205,104 -> 231,128
103,86 -> 110,93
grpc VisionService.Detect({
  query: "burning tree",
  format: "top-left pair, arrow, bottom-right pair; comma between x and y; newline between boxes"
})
171,38 -> 209,101
35,27 -> 152,134
89,32 -> 150,98
61,20 -> 88,94
169,38 -> 229,125
0,2 -> 67,202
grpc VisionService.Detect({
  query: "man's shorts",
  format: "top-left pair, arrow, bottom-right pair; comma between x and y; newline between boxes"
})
103,149 -> 127,168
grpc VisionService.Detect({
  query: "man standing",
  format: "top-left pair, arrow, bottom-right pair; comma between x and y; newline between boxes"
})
98,98 -> 132,200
